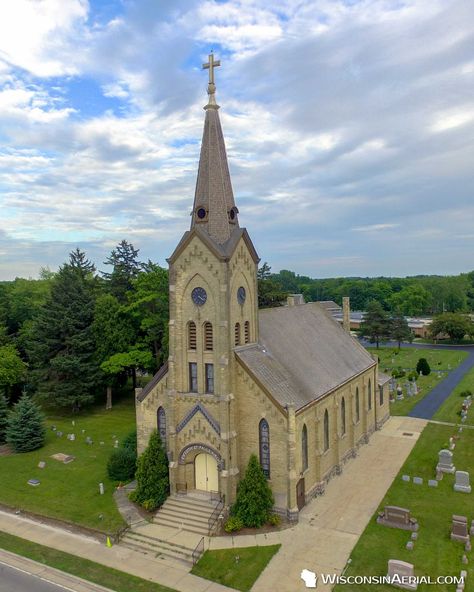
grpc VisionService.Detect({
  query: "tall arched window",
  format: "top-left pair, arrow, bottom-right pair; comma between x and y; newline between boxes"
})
235,322 -> 241,346
204,321 -> 213,351
157,407 -> 166,445
356,388 -> 360,423
302,424 -> 308,471
259,419 -> 270,478
368,379 -> 372,410
341,397 -> 346,436
188,321 -> 196,350
324,410 -> 329,452
244,321 -> 250,344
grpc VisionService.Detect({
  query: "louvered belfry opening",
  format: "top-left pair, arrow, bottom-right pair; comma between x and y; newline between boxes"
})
244,320 -> 250,344
204,321 -> 213,351
235,322 -> 241,346
188,321 -> 197,350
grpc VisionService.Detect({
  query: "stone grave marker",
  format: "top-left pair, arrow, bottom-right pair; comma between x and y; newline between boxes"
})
406,541 -> 414,551
51,453 -> 75,464
377,506 -> 418,531
402,475 -> 410,482
114,440 -> 119,448
428,479 -> 438,488
38,461 -> 46,469
99,482 -> 105,495
462,555 -> 468,565
465,540 -> 471,552
56,431 -> 63,437
85,436 -> 93,445
51,425 -> 56,431
454,471 -> 471,494
411,532 -> 418,540
436,449 -> 455,474
413,477 -> 423,485
27,479 -> 40,487
387,560 -> 417,590
470,520 -> 474,536
396,386 -> 404,400
451,515 -> 470,543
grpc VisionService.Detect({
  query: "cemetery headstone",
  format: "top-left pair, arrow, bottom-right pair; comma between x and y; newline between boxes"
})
411,532 -> 418,541
387,560 -> 418,590
454,471 -> 471,494
451,515 -> 470,543
402,475 -> 410,482
436,449 -> 455,474
51,425 -> 56,431
428,479 -> 438,488
38,461 -> 46,469
377,506 -> 418,531
465,540 -> 471,552
56,431 -> 63,437
396,386 -> 404,401
470,520 -> 474,536
27,479 -> 40,487
413,477 -> 423,485
406,541 -> 414,551
99,482 -> 105,495
462,555 -> 468,565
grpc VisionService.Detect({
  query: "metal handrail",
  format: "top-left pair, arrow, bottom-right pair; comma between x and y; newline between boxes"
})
208,498 -> 225,536
192,536 -> 205,565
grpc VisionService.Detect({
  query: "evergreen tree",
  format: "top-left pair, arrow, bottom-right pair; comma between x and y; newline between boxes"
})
0,393 -> 8,444
360,300 -> 392,348
6,393 -> 45,452
103,240 -> 142,302
390,309 -> 413,349
257,263 -> 288,308
26,250 -> 99,411
131,430 -> 169,511
232,454 -> 274,528
416,358 -> 431,376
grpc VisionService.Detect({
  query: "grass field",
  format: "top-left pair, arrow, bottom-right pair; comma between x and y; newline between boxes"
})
191,545 -> 281,591
368,347 -> 467,416
434,365 -> 474,424
334,423 -> 474,591
0,398 -> 136,534
0,530 -> 176,592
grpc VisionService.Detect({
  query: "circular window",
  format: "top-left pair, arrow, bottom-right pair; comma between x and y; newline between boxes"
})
197,208 -> 206,220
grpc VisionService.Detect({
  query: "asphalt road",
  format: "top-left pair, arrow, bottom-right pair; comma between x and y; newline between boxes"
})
0,561 -> 71,592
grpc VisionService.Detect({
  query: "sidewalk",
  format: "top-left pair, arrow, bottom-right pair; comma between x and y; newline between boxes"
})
0,509 -> 233,592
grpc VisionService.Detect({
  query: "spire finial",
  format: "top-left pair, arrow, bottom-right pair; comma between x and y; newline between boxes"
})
202,51 -> 221,109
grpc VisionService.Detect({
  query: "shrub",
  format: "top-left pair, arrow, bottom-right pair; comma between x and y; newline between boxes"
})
407,371 -> 418,382
0,393 -> 8,445
122,429 -> 137,457
6,394 -> 45,452
416,358 -> 431,376
224,516 -> 244,533
107,447 -> 136,482
460,390 -> 472,398
268,513 -> 281,527
391,367 -> 405,379
231,454 -> 274,528
131,430 -> 169,511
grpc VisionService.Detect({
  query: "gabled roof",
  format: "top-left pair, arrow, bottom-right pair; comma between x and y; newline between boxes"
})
236,303 -> 376,411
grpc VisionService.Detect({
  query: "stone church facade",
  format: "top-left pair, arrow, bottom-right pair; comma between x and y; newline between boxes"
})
136,55 -> 390,521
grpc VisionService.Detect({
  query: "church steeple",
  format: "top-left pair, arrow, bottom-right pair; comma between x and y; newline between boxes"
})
191,53 -> 239,245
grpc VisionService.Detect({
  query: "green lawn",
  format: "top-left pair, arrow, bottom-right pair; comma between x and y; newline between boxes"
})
0,530 -> 176,592
191,545 -> 281,591
368,347 -> 467,416
0,398 -> 136,534
335,423 -> 474,591
434,366 -> 474,424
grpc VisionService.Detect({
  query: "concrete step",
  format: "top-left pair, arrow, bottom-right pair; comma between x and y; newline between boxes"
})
121,532 -> 195,566
152,495 -> 220,535
165,498 -> 216,516
157,507 -> 210,525
153,514 -> 209,535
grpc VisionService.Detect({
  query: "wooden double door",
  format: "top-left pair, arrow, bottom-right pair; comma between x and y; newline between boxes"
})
194,453 -> 218,492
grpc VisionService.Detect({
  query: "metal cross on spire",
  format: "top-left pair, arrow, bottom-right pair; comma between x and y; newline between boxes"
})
202,51 -> 221,108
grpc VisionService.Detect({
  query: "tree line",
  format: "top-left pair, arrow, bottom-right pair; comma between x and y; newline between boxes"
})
0,240 -> 168,412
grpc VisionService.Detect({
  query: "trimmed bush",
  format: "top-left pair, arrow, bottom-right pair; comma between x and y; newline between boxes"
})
231,454 -> 274,528
107,447 -> 136,482
224,516 -> 244,533
6,394 -> 45,453
0,393 -> 8,444
391,367 -> 406,379
268,513 -> 281,527
130,430 -> 169,511
122,429 -> 137,456
416,358 -> 431,376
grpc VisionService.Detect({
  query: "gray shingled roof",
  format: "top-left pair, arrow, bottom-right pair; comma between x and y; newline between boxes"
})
236,303 -> 376,410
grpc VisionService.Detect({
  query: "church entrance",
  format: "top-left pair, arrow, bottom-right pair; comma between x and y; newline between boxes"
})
194,453 -> 218,492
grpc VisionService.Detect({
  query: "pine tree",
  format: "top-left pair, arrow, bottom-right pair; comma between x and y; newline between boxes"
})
26,250 -> 100,411
360,300 -> 392,348
232,454 -> 274,528
0,393 -> 9,444
131,430 -> 169,511
6,394 -> 45,452
390,309 -> 412,349
416,358 -> 431,376
103,240 -> 142,302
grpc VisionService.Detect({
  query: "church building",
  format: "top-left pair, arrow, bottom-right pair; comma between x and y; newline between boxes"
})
136,54 -> 390,521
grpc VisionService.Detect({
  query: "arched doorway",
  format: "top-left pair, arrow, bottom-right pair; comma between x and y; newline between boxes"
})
194,453 -> 218,492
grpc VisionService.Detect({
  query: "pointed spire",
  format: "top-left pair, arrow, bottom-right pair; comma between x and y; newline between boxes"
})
191,53 -> 239,245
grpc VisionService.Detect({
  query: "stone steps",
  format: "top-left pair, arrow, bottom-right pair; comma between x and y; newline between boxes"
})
121,530 -> 195,566
152,495 -> 218,535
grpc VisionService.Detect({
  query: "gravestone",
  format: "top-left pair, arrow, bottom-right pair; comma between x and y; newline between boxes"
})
51,453 -> 75,464
465,540 -> 471,552
470,520 -> 474,536
27,479 -> 40,487
377,506 -> 418,531
436,449 -> 455,474
38,461 -> 46,469
451,515 -> 470,543
56,431 -> 63,437
413,477 -> 423,485
411,382 -> 418,396
462,555 -> 468,565
406,541 -> 414,551
114,440 -> 119,448
67,433 -> 76,441
428,479 -> 438,488
402,475 -> 410,482
51,425 -> 56,431
387,560 -> 417,590
396,386 -> 404,401
436,469 -> 443,481
454,471 -> 471,494
99,482 -> 105,495
85,437 -> 93,445
411,532 -> 418,541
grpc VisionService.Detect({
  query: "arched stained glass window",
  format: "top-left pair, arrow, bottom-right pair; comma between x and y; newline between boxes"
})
341,397 -> 346,436
259,419 -> 270,478
157,407 -> 166,445
368,379 -> 372,410
324,410 -> 329,452
356,388 -> 360,423
302,424 -> 308,471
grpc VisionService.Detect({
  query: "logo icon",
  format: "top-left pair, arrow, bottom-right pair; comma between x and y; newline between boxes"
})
301,569 -> 317,588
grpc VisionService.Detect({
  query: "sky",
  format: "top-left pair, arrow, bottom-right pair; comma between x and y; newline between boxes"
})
0,0 -> 473,281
